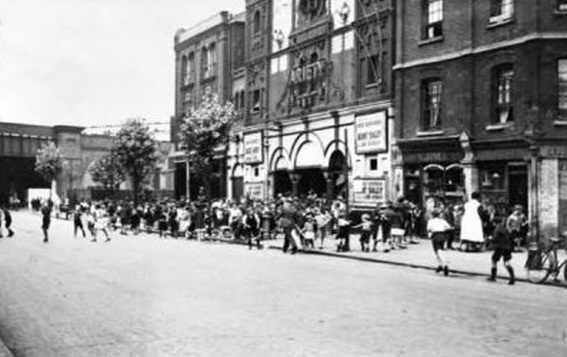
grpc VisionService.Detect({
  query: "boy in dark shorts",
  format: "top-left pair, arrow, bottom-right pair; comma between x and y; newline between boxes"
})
427,210 -> 452,276
488,216 -> 515,285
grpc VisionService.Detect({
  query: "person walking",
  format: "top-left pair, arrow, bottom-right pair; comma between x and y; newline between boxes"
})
3,205 -> 13,237
242,207 -> 262,250
487,215 -> 515,285
427,209 -> 452,276
460,192 -> 485,252
353,213 -> 373,252
73,204 -> 86,238
41,201 -> 52,243
278,197 -> 299,254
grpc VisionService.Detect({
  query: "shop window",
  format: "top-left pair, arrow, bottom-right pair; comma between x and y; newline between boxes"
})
493,64 -> 514,124
559,59 -> 567,112
480,168 -> 505,191
422,78 -> 442,129
423,0 -> 443,39
490,0 -> 514,22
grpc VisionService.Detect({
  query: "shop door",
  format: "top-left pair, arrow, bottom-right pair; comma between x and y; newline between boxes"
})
174,162 -> 187,200
232,177 -> 243,203
508,165 -> 528,210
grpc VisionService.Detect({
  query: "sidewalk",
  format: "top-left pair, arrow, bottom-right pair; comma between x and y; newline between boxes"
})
260,234 -> 566,285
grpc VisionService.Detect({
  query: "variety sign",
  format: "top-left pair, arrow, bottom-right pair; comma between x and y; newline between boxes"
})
355,111 -> 387,154
353,178 -> 386,206
244,131 -> 263,164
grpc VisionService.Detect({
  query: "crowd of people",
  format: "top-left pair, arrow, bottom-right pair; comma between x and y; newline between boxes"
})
25,189 -> 529,285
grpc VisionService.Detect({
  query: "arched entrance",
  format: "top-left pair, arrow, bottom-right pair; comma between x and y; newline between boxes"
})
273,156 -> 292,197
328,150 -> 348,200
293,141 -> 326,198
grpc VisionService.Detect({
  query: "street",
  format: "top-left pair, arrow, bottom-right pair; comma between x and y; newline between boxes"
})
0,212 -> 566,357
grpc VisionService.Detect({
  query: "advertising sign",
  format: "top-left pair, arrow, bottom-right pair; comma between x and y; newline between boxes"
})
244,131 -> 263,164
355,111 -> 387,154
353,178 -> 386,206
246,182 -> 264,200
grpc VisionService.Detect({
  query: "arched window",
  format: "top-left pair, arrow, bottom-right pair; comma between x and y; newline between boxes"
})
253,11 -> 261,34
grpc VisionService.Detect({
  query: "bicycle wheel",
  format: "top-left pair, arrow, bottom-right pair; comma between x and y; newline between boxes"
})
526,251 -> 552,284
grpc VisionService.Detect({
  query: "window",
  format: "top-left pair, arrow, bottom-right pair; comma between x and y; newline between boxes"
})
369,158 -> 378,171
423,79 -> 442,128
424,0 -> 443,39
366,55 -> 380,86
208,43 -> 217,78
182,53 -> 194,85
201,47 -> 209,78
252,90 -> 261,113
559,59 -> 567,111
494,65 -> 514,123
558,0 -> 567,11
253,11 -> 261,34
490,0 -> 514,21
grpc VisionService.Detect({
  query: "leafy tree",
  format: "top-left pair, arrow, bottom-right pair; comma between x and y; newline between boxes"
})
34,141 -> 65,199
88,153 -> 126,194
113,118 -> 157,205
178,92 -> 236,205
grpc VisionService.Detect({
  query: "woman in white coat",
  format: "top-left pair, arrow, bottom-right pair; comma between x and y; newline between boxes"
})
460,192 -> 485,251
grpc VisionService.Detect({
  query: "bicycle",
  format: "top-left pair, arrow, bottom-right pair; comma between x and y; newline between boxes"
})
525,232 -> 567,284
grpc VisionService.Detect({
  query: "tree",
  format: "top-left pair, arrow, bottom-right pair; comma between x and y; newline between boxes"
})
34,141 -> 65,199
89,153 -> 126,195
113,118 -> 157,205
178,92 -> 236,205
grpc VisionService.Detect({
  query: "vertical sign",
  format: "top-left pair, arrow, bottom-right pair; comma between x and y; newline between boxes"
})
355,111 -> 388,154
244,131 -> 263,164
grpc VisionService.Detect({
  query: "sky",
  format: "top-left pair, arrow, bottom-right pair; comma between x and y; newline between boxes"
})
0,0 -> 244,138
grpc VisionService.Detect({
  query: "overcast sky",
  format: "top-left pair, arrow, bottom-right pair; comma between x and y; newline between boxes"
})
0,0 -> 243,137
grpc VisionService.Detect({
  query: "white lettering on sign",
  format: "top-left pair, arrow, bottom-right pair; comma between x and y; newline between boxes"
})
244,131 -> 263,164
355,111 -> 387,154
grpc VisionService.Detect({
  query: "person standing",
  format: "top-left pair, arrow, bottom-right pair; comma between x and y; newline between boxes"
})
242,207 -> 262,250
427,209 -> 452,276
506,204 -> 527,251
41,201 -> 52,243
353,213 -> 373,252
460,192 -> 485,251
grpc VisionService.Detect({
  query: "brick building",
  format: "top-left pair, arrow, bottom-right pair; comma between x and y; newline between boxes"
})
394,0 -> 567,236
226,0 -> 397,210
170,11 -> 246,200
0,122 -> 172,205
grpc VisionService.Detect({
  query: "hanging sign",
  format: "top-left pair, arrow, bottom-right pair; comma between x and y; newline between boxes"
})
246,182 -> 264,200
355,111 -> 388,154
353,178 -> 386,206
244,131 -> 263,164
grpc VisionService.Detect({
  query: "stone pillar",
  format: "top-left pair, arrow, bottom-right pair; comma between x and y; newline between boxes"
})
324,171 -> 334,207
461,161 -> 478,199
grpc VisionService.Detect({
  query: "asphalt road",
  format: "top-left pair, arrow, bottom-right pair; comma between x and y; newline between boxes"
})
0,212 -> 566,357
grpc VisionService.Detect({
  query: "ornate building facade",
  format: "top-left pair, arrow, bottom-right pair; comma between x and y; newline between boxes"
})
226,0 -> 396,211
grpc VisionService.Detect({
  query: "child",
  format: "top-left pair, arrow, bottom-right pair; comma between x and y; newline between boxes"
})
487,215 -> 515,285
353,213 -> 374,252
427,210 -> 452,276
315,208 -> 332,249
158,208 -> 168,238
242,207 -> 262,250
335,210 -> 351,252
2,204 -> 14,237
73,205 -> 86,238
302,213 -> 317,249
